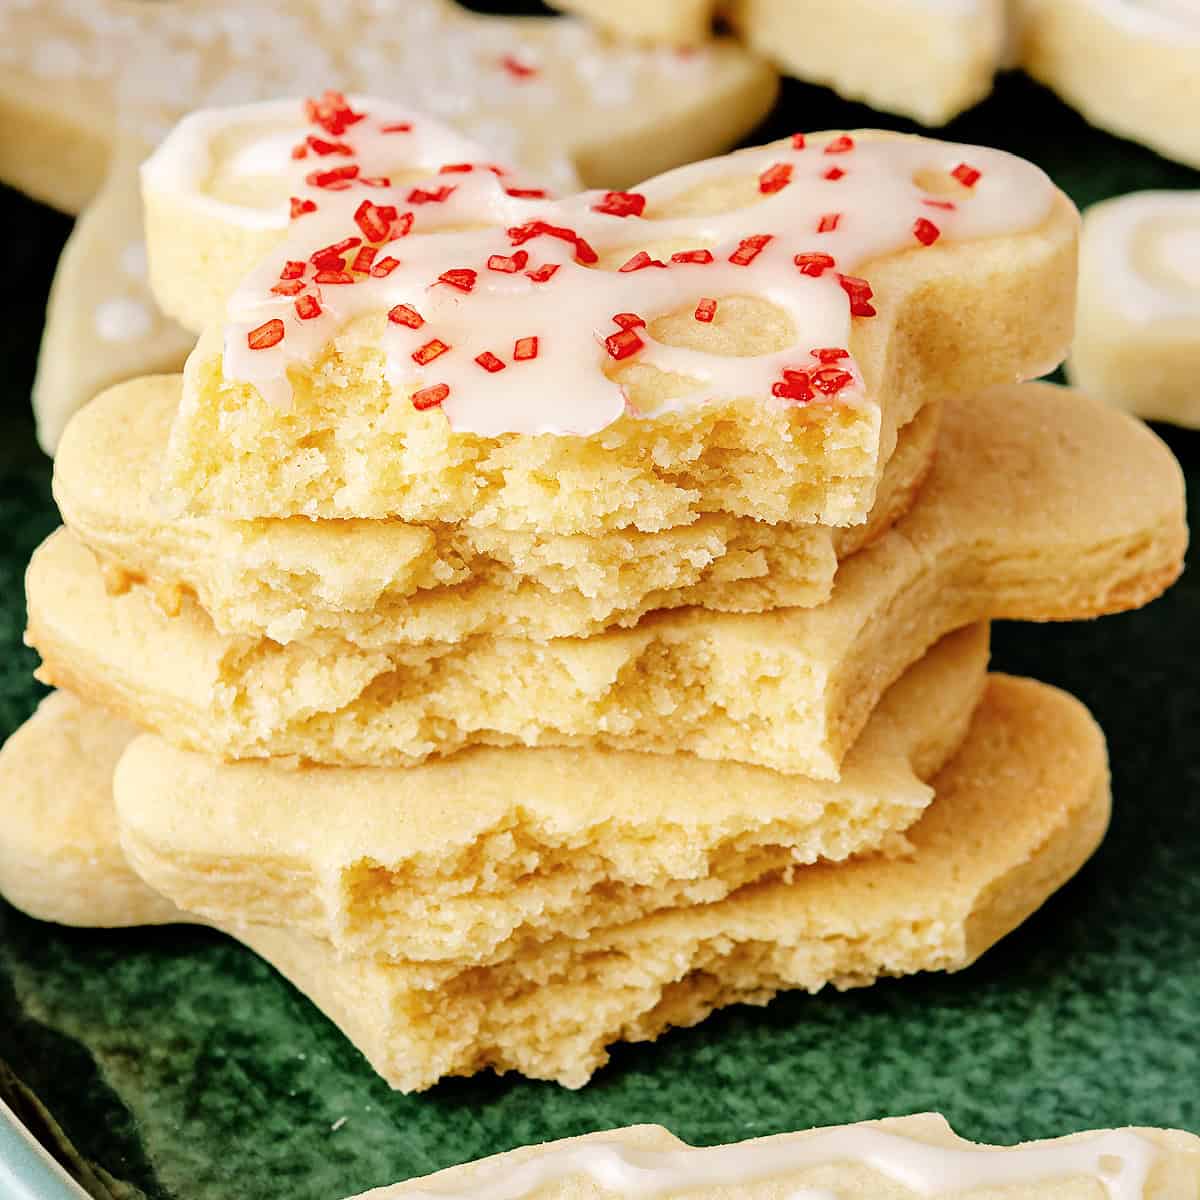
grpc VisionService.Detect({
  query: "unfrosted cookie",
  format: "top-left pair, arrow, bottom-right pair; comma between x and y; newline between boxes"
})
0,2 -> 777,455
0,668 -> 1111,1091
53,377 -> 936,647
551,0 -> 1009,127
148,111 -> 1077,531
1068,191 -> 1200,427
114,626 -> 987,967
1020,0 -> 1200,171
28,384 -> 1185,777
350,1112 -> 1200,1198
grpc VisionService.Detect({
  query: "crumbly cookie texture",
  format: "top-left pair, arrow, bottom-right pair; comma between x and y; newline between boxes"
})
1020,0 -> 1200,171
551,0 -> 1008,126
113,626 -> 987,967
352,1113 -> 1200,1199
0,667 -> 1111,1091
53,377 -> 935,647
154,118 -> 1077,531
29,384 -> 1186,776
1068,191 -> 1200,428
0,1 -> 776,454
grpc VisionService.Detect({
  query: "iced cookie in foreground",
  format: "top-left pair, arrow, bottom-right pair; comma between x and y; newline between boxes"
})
0,661 -> 1110,1090
54,378 -> 936,647
1068,191 -> 1200,427
550,0 -> 1008,126
29,384 -> 1186,776
1020,0 -> 1200,171
350,1113 -> 1200,1198
113,627 -> 987,966
149,107 -> 1077,531
0,3 -> 777,455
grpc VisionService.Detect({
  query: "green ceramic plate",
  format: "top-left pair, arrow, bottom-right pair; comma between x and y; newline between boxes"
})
1,21 -> 1199,1200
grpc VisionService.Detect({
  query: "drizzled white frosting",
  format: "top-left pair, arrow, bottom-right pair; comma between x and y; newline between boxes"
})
165,97 -> 1056,438
362,1122 -> 1163,1199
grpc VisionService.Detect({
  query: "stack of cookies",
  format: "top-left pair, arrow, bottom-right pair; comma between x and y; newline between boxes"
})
3,94 -> 1187,1091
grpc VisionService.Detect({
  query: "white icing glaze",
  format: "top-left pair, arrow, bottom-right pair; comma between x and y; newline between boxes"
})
94,297 -> 154,342
366,1123 -> 1161,1199
172,98 -> 1056,438
1085,190 -> 1200,320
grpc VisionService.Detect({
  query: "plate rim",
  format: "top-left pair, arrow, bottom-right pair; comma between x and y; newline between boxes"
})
0,1098 -> 92,1200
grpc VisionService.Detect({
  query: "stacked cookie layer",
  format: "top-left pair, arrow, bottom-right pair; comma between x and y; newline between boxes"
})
7,96 -> 1188,1090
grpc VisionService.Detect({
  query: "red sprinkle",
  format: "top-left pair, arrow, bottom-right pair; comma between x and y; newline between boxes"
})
439,163 -> 476,174
694,298 -> 717,323
475,351 -> 506,373
812,367 -> 854,395
619,250 -> 667,272
351,245 -> 378,273
388,304 -> 424,328
307,135 -> 353,157
823,166 -> 846,182
360,176 -> 392,188
247,318 -> 284,350
500,53 -> 538,79
438,268 -> 478,293
670,249 -> 714,265
290,197 -> 317,219
593,191 -> 647,218
729,234 -> 772,266
314,269 -> 354,284
505,186 -> 549,200
513,336 -> 538,361
291,143 -> 308,160
354,200 -> 399,242
380,121 -> 413,134
487,251 -> 529,273
407,185 -> 456,205
412,383 -> 449,411
294,294 -> 321,320
613,313 -> 646,330
413,338 -> 450,364
759,162 -> 793,194
824,135 -> 855,154
311,237 -> 361,269
526,263 -> 560,283
839,274 -> 877,318
952,162 -> 981,188
605,328 -> 644,361
372,256 -> 401,278
279,260 -> 306,280
817,213 -> 841,233
923,198 -> 957,211
307,164 -> 360,190
913,217 -> 941,246
791,133 -> 807,150
304,91 -> 364,137
813,347 -> 849,362
772,369 -> 813,403
794,251 -> 836,277
507,220 -> 598,264
270,279 -> 305,296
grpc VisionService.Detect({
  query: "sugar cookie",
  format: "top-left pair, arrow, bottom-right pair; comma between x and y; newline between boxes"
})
350,1112 -> 1200,1198
1068,190 -> 1200,427
114,627 -> 987,967
1020,0 -> 1200,171
53,377 -> 936,647
551,0 -> 1009,127
0,2 -> 776,454
28,384 -> 1185,777
148,114 -> 1076,531
0,669 -> 1111,1091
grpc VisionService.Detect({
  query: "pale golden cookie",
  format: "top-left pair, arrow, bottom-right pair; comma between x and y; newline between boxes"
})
551,0 -> 1008,127
0,2 -> 776,454
28,384 -> 1185,777
153,120 -> 1077,532
352,1113 -> 1200,1199
1068,191 -> 1200,428
54,377 -> 935,647
0,670 -> 1112,1091
113,627 -> 987,967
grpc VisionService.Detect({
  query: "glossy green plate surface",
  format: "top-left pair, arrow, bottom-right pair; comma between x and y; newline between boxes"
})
1,29 -> 1198,1200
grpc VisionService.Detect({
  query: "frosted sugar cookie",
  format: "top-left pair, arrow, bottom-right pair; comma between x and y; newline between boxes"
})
1020,0 -> 1200,170
349,1113 -> 1200,1198
29,384 -> 1185,777
0,2 -> 776,454
152,114 -> 1077,531
71,666 -> 1108,1090
1068,191 -> 1200,427
54,378 -> 936,647
113,627 -> 987,967
550,0 -> 1008,127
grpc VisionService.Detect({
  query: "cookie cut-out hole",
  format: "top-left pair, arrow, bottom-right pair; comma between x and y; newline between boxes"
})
913,167 -> 972,198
